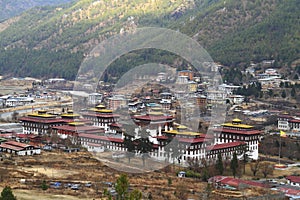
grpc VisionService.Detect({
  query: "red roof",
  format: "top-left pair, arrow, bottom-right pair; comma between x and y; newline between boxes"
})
278,115 -> 293,119
5,140 -> 31,148
211,176 -> 267,188
206,141 -> 245,151
16,134 -> 41,139
178,137 -> 206,143
82,113 -> 120,118
133,115 -> 173,122
289,119 -> 300,123
110,123 -> 122,128
155,136 -> 169,140
52,125 -> 104,133
156,135 -> 213,143
19,117 -> 65,124
78,133 -> 123,143
0,143 -> 24,151
0,141 -> 37,151
286,176 -> 300,183
213,128 -> 262,135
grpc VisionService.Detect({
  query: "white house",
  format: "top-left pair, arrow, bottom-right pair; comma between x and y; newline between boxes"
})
218,84 -> 241,95
88,93 -> 103,105
85,143 -> 105,153
228,95 -> 245,104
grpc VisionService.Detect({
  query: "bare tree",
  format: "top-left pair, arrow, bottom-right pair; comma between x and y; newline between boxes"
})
260,162 -> 274,178
250,159 -> 261,176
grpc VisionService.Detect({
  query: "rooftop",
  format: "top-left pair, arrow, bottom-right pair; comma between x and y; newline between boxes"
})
206,141 -> 245,151
286,176 -> 300,183
210,176 -> 268,188
221,123 -> 253,129
19,117 -> 66,124
164,130 -> 201,136
78,133 -> 123,143
133,115 -> 173,122
213,128 -> 262,135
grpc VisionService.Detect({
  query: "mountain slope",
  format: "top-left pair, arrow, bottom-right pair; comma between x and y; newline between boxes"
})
175,0 -> 300,67
0,0 -> 74,21
0,0 -> 299,80
0,0 -> 196,79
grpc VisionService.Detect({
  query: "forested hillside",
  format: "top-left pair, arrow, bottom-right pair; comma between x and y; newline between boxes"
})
0,0 -> 74,21
0,0 -> 299,80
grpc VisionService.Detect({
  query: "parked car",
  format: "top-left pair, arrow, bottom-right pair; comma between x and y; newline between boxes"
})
71,184 -> 80,190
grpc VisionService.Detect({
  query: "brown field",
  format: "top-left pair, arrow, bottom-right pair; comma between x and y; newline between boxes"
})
0,150 -> 211,200
0,150 -> 296,199
0,151 -> 299,200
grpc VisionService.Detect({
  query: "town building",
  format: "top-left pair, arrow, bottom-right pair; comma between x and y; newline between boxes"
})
218,84 -> 241,96
78,133 -> 124,152
207,90 -> 227,104
178,70 -> 194,80
188,81 -> 198,93
176,75 -> 189,84
88,93 -> 103,105
206,141 -> 246,160
155,128 -> 210,163
195,95 -> 207,109
19,110 -> 70,135
132,111 -> 174,138
154,124 -> 248,165
5,97 -> 35,107
107,95 -> 128,110
212,119 -> 262,160
227,95 -> 245,105
159,99 -> 172,111
81,106 -> 120,132
52,122 -> 104,139
277,114 -> 300,135
208,176 -> 268,190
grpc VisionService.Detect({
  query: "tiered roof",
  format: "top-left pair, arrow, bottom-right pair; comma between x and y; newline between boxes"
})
214,119 -> 262,135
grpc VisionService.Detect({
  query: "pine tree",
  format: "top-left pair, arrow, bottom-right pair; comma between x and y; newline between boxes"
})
215,153 -> 224,175
281,90 -> 287,98
41,180 -> 48,190
230,152 -> 238,178
116,174 -> 129,200
0,186 -> 17,200
291,86 -> 296,98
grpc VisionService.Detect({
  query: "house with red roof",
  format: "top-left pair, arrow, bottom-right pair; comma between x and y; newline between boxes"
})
206,141 -> 246,160
52,122 -> 104,139
286,176 -> 300,187
209,176 -> 268,190
0,140 -> 40,156
78,133 -> 124,152
279,187 -> 300,199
